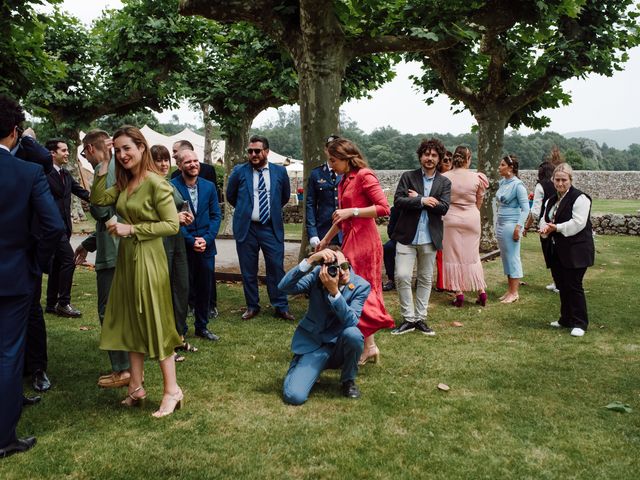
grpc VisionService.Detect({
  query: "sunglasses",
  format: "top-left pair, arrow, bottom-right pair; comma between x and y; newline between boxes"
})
338,261 -> 350,271
247,148 -> 263,155
442,158 -> 452,163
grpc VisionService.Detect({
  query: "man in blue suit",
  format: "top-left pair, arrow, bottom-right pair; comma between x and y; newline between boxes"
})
226,135 -> 293,321
305,137 -> 342,249
0,96 -> 65,458
172,150 -> 222,341
279,248 -> 369,405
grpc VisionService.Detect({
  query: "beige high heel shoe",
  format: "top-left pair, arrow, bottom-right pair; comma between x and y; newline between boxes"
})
121,386 -> 147,407
358,346 -> 381,366
152,389 -> 184,418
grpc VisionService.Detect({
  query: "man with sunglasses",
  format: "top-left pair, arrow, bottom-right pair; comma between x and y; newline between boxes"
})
226,135 -> 293,321
279,248 -> 369,404
44,139 -> 90,320
305,135 -> 343,249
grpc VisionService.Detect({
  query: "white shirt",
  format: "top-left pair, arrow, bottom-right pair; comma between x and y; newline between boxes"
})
530,183 -> 545,221
0,144 -> 9,152
251,163 -> 271,221
539,193 -> 591,237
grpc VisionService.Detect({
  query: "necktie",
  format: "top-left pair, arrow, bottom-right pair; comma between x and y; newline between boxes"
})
330,169 -> 337,184
59,169 -> 65,186
258,168 -> 270,224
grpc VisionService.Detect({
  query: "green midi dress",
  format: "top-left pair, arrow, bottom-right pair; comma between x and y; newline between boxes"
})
90,172 -> 182,360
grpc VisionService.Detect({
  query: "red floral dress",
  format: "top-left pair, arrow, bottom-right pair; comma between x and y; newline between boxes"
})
339,168 -> 394,337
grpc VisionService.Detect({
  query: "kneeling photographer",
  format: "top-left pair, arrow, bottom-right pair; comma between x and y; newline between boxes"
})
278,248 -> 370,405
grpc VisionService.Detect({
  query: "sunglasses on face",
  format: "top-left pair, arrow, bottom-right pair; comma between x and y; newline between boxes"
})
247,148 -> 263,155
442,158 -> 451,163
338,261 -> 350,271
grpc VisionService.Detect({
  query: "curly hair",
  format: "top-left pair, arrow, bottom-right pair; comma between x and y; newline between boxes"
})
416,138 -> 445,162
451,146 -> 471,169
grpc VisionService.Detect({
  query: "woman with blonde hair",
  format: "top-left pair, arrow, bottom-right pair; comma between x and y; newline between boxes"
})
91,126 -> 183,417
317,137 -> 394,365
441,146 -> 489,306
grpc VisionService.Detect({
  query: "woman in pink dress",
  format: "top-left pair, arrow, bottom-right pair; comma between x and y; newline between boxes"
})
442,146 -> 489,306
317,137 -> 394,365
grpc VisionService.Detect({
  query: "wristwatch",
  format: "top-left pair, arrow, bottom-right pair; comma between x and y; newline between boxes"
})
353,208 -> 360,217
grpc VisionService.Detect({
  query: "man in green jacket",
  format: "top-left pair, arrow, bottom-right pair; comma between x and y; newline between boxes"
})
73,130 -> 130,388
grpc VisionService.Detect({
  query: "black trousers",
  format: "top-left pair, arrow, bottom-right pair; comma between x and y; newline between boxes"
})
45,234 -> 75,308
186,250 -> 214,333
0,293 -> 31,448
24,275 -> 47,374
383,239 -> 397,281
550,260 -> 589,330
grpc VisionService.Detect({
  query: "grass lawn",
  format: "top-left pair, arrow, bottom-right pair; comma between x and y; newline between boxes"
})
3,236 -> 638,479
590,199 -> 640,215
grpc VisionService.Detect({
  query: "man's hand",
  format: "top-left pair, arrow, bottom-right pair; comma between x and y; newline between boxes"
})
178,211 -> 193,226
308,249 -> 337,266
318,265 -> 339,296
422,196 -> 438,208
193,236 -> 207,253
74,245 -> 88,265
22,127 -> 36,139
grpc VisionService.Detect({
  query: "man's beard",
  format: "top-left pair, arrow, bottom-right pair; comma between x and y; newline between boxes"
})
251,157 -> 268,169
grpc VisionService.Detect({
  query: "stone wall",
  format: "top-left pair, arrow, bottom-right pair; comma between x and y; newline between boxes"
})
283,204 -> 640,236
371,169 -> 640,199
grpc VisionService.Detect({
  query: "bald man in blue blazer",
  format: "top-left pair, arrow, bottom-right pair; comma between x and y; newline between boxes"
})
226,135 -> 292,321
279,248 -> 369,405
0,96 -> 65,458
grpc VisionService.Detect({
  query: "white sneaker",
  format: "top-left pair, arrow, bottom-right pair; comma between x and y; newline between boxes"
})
546,283 -> 559,293
570,328 -> 586,337
550,321 -> 561,328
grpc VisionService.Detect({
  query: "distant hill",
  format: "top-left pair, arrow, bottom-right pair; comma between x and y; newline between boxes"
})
563,127 -> 640,150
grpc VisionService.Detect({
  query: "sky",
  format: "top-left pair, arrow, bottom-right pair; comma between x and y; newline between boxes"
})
49,0 -> 639,135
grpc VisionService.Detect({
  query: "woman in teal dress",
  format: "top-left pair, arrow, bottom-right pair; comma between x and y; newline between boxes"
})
90,126 -> 183,418
496,154 -> 530,303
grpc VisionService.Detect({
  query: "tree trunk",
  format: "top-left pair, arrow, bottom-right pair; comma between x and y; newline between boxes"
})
63,127 -> 87,224
219,114 -> 253,236
291,6 -> 349,258
475,113 -> 507,252
202,102 -> 214,165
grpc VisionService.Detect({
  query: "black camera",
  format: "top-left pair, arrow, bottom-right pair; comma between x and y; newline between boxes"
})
326,263 -> 339,278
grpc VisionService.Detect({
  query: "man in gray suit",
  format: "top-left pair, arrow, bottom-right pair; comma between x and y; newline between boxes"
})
390,138 -> 451,336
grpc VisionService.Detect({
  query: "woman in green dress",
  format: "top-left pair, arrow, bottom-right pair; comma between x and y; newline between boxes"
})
90,126 -> 183,418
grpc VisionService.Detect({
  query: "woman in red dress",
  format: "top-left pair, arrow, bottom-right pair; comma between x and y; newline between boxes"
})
317,137 -> 394,365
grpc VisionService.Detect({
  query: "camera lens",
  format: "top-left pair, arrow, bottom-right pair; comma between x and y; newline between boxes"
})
327,265 -> 338,277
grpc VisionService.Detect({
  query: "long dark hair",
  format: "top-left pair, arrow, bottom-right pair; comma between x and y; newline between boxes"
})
325,138 -> 369,170
502,154 -> 520,177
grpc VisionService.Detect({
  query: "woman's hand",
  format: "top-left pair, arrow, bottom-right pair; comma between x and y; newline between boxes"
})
315,238 -> 329,252
107,222 -> 134,238
539,223 -> 557,236
513,226 -> 521,242
331,208 -> 353,224
178,211 -> 193,226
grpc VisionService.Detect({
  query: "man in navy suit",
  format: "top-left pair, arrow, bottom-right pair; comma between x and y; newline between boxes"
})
279,248 -> 369,405
226,135 -> 293,321
172,150 -> 222,341
305,137 -> 342,249
0,96 -> 65,458
44,139 -> 90,318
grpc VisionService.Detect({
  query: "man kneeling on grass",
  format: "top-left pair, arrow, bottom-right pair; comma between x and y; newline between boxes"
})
278,248 -> 370,405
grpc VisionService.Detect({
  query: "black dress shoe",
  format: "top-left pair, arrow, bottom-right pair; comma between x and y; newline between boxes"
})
382,280 -> 396,292
0,437 -> 37,459
274,310 -> 295,321
23,395 -> 41,406
195,329 -> 220,341
341,380 -> 361,399
241,308 -> 260,320
55,303 -> 82,318
44,305 -> 57,314
208,307 -> 219,319
32,369 -> 51,392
